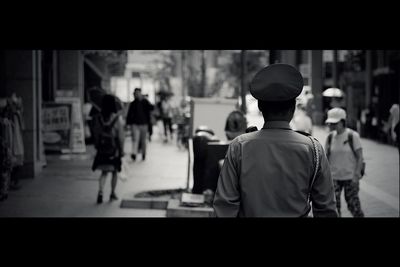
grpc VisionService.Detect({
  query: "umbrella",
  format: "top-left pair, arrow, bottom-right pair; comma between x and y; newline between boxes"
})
87,87 -> 106,110
87,86 -> 123,111
156,90 -> 174,98
322,88 -> 344,98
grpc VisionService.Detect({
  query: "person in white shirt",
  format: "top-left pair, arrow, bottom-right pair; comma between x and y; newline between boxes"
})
290,103 -> 313,134
325,108 -> 364,217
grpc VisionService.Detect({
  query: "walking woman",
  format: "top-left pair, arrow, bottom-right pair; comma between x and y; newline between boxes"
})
92,94 -> 125,204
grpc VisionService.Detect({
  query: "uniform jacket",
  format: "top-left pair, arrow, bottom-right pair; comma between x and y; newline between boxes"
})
213,121 -> 337,217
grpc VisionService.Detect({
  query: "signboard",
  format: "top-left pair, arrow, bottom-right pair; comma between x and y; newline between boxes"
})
187,98 -> 238,191
42,102 -> 72,152
190,98 -> 238,141
56,97 -> 86,153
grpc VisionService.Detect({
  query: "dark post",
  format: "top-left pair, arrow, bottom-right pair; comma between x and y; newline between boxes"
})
365,50 -> 372,109
310,50 -> 324,125
181,50 -> 186,98
333,50 -> 338,88
201,50 -> 206,97
241,50 -> 247,114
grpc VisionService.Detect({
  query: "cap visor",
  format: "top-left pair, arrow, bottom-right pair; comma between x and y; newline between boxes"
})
325,118 -> 341,124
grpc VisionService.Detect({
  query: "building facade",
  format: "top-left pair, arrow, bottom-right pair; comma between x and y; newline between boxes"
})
278,50 -> 400,144
0,50 -> 127,179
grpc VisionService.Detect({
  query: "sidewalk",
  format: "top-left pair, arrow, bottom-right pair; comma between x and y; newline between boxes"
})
246,113 -> 399,217
1,121 -> 398,217
0,125 -> 188,217
312,126 -> 399,217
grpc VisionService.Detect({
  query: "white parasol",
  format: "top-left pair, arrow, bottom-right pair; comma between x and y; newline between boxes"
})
322,88 -> 344,98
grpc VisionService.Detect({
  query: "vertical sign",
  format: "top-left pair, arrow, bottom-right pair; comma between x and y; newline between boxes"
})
56,97 -> 86,153
42,102 -> 72,152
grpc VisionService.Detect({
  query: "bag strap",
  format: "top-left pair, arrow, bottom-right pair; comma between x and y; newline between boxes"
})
347,131 -> 358,158
307,136 -> 320,204
326,132 -> 333,159
292,130 -> 320,203
110,115 -> 119,127
101,114 -> 119,129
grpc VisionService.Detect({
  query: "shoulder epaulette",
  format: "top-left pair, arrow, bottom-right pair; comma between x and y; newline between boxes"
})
294,130 -> 312,137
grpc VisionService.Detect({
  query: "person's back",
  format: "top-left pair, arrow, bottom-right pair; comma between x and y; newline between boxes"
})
213,64 -> 337,217
215,122 -> 334,217
92,113 -> 124,167
93,114 -> 119,156
91,94 -> 124,204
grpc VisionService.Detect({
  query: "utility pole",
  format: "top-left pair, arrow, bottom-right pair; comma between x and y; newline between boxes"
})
333,50 -> 338,87
127,74 -> 130,102
269,50 -> 281,64
181,50 -> 186,98
240,50 -> 247,114
201,50 -> 206,97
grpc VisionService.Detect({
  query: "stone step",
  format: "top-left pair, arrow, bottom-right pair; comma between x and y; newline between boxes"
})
120,198 -> 169,210
121,198 -> 215,217
166,199 -> 215,217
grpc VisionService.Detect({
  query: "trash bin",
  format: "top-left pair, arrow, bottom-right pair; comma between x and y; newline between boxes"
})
203,142 -> 229,193
192,126 -> 218,194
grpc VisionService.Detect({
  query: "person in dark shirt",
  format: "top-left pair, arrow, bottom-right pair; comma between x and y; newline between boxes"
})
126,88 -> 154,161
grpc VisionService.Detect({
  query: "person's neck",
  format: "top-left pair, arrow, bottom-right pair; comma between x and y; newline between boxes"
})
263,114 -> 292,122
263,117 -> 292,123
336,127 -> 346,135
262,108 -> 294,121
265,119 -> 291,123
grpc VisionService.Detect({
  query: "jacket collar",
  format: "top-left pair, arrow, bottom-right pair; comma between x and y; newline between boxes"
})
262,121 -> 291,130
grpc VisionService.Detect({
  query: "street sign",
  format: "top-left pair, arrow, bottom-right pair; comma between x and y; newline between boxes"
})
190,97 -> 238,141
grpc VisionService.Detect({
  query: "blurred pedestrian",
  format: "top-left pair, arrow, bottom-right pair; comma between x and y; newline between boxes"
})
395,120 -> 400,156
224,110 -> 247,141
91,94 -> 125,204
387,104 -> 400,155
290,102 -> 313,134
213,64 -> 337,217
325,108 -> 365,217
143,94 -> 155,142
161,95 -> 174,142
176,100 -> 190,149
126,88 -> 154,161
388,104 -> 399,144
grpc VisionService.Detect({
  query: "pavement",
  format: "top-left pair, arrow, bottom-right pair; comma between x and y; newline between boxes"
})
313,126 -> 399,217
0,125 -> 188,217
247,113 -> 400,217
0,116 -> 399,217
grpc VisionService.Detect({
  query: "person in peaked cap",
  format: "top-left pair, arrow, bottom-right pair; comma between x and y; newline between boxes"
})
213,64 -> 337,217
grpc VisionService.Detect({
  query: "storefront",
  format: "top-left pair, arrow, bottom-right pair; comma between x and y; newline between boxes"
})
1,50 -> 127,180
